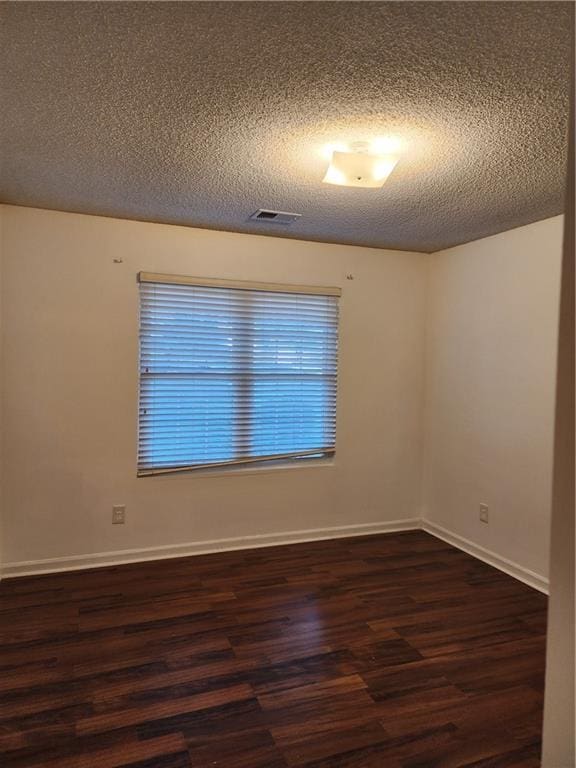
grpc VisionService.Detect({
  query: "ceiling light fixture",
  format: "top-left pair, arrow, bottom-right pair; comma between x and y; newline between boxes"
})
322,139 -> 400,188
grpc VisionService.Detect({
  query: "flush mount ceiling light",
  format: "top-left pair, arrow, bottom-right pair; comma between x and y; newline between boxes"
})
322,139 -> 400,188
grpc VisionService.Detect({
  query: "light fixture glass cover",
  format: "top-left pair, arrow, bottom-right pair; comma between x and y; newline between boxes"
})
322,141 -> 399,188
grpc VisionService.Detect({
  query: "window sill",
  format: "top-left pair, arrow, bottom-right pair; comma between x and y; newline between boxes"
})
139,456 -> 336,480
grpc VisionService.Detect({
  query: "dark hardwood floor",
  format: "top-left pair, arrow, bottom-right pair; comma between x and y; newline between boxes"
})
0,530 -> 548,767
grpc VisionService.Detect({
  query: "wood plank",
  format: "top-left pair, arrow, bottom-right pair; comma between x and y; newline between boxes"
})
0,530 -> 547,767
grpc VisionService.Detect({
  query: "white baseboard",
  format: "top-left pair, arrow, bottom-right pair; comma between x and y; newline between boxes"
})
1,518 -> 550,593
1,518 -> 421,578
422,519 -> 549,594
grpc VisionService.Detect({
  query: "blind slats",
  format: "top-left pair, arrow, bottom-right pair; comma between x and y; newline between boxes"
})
138,280 -> 339,474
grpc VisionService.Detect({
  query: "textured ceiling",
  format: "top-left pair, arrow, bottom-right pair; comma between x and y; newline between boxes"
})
0,2 -> 572,253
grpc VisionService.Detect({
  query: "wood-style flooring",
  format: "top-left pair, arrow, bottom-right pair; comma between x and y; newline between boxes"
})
0,531 -> 548,767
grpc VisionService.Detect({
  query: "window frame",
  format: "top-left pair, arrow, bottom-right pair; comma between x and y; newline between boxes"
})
137,272 -> 341,476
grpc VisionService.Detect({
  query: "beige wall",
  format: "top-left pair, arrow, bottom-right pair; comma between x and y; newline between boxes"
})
423,217 -> 564,581
542,108 -> 574,767
0,205 -> 427,566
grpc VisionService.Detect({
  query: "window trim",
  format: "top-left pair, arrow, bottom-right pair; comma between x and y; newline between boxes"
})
137,272 -> 342,297
137,450 -> 336,477
139,454 -> 336,481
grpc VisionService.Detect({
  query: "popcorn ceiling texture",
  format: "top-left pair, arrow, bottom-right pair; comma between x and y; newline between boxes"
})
0,1 -> 572,253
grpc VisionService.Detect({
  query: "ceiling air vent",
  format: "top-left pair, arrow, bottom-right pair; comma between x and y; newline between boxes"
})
249,209 -> 302,225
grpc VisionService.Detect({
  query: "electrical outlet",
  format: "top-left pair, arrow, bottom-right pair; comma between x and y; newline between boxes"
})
479,503 -> 489,524
112,505 -> 126,524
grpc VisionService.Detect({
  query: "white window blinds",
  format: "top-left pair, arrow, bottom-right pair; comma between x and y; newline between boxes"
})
138,273 -> 340,475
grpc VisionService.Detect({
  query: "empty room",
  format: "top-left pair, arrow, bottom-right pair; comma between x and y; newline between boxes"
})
0,2 -> 574,767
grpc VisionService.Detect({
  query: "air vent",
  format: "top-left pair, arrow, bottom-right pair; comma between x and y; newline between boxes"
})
249,209 -> 302,225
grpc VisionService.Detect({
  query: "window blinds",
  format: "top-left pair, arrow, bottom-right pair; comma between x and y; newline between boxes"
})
138,273 -> 340,475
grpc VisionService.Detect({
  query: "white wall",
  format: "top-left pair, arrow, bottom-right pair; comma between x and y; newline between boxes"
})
0,206 -> 3,572
0,206 -> 427,568
0,207 -> 563,580
423,217 -> 564,582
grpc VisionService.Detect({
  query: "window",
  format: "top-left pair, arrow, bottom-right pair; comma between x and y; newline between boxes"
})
137,273 -> 340,475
